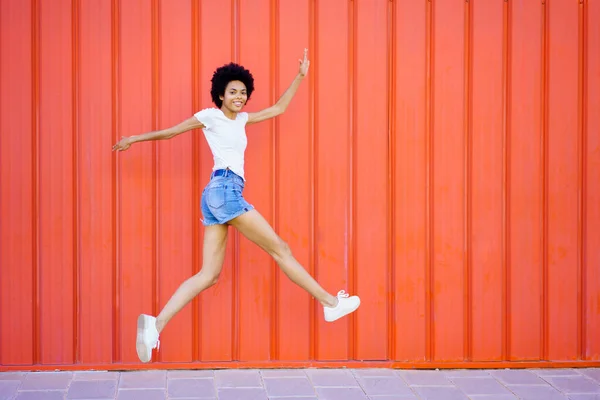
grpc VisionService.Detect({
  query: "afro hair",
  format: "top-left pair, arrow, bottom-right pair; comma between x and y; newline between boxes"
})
210,62 -> 255,108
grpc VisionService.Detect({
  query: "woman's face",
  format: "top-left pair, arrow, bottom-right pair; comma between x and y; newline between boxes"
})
220,80 -> 248,113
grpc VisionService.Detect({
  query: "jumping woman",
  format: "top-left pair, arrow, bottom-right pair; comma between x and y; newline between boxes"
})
112,49 -> 360,363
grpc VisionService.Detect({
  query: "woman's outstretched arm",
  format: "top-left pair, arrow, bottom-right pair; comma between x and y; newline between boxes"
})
112,116 -> 204,152
246,48 -> 310,125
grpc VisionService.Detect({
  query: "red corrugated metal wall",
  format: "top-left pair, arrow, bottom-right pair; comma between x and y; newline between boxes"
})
1,0 -> 599,370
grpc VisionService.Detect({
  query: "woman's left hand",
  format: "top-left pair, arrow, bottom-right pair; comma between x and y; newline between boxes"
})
298,48 -> 310,77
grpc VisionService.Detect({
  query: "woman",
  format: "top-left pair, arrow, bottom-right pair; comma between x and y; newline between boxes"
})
112,49 -> 360,363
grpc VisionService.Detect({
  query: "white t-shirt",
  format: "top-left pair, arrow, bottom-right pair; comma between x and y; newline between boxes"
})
194,108 -> 249,180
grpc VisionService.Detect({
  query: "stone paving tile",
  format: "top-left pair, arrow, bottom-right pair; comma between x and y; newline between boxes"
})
0,373 -> 26,381
117,389 -> 167,400
367,395 -> 418,400
507,384 -> 569,399
0,380 -> 21,400
490,369 -> 547,385
20,372 -> 73,390
580,369 -> 600,383
260,368 -> 307,378
315,387 -> 368,400
263,377 -> 315,397
119,370 -> 166,389
397,370 -> 452,386
357,376 -> 413,397
167,377 -> 216,398
168,369 -> 214,379
74,371 -> 120,381
445,369 -> 491,378
14,392 -> 66,400
215,370 -> 262,388
352,369 -> 398,377
306,369 -> 359,387
412,385 -> 470,400
2,368 -> 600,399
217,387 -> 268,400
67,379 -> 118,399
543,376 -> 600,394
451,376 -> 513,396
268,398 -> 318,400
535,368 -> 583,377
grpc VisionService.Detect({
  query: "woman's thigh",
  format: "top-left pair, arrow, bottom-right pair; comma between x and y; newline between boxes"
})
200,223 -> 229,274
228,209 -> 283,255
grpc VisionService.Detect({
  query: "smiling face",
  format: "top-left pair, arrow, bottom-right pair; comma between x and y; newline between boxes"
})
219,80 -> 248,115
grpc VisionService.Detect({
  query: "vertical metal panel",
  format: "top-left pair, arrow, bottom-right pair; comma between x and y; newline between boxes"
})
0,0 -> 35,366
354,0 -> 390,361
393,0 -> 428,362
197,0 -> 234,363
39,0 -> 75,365
156,0 -> 194,363
79,0 -> 113,364
585,0 -> 600,361
1,0 -> 600,370
432,0 -> 466,362
276,0 -> 312,361
547,0 -> 580,360
118,0 -> 154,364
314,0 -> 351,361
470,0 -> 504,361
508,0 -> 543,361
238,0 -> 274,362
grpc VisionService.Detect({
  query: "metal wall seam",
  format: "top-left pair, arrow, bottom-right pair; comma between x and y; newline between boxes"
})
191,0 -> 201,363
577,0 -> 586,361
0,0 -> 2,367
386,0 -> 396,361
151,0 -> 161,363
463,0 -> 473,362
312,0 -> 320,361
110,0 -> 121,364
502,0 -> 512,361
348,0 -> 357,362
231,0 -> 240,362
32,0 -> 41,367
425,0 -> 433,362
270,0 -> 279,361
308,0 -> 317,362
0,0 -> 3,368
72,0 -> 81,364
0,0 -> 1,368
541,0 -> 549,362
585,0 -> 600,361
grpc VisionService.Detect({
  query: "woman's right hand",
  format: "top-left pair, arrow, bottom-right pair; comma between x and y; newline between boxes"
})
112,136 -> 133,152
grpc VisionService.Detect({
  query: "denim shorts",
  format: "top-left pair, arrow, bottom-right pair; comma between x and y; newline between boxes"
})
200,169 -> 254,226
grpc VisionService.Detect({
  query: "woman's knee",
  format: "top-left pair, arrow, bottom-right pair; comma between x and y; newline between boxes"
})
196,268 -> 221,287
269,237 -> 292,261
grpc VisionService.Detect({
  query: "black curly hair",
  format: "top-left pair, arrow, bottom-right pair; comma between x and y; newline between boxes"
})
210,62 -> 255,108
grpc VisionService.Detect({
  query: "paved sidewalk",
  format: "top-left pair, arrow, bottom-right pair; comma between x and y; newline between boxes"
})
1,367 -> 599,399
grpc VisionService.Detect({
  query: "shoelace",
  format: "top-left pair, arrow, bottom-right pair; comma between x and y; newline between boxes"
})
337,290 -> 349,298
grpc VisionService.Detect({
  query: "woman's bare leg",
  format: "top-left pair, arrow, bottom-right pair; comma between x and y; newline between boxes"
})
136,224 -> 229,363
229,209 -> 338,307
155,223 -> 229,333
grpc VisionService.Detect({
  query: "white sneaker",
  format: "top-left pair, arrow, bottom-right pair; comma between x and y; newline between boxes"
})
324,290 -> 361,322
136,314 -> 160,363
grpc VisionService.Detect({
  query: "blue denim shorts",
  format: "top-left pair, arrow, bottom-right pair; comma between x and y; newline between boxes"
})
200,169 -> 254,226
